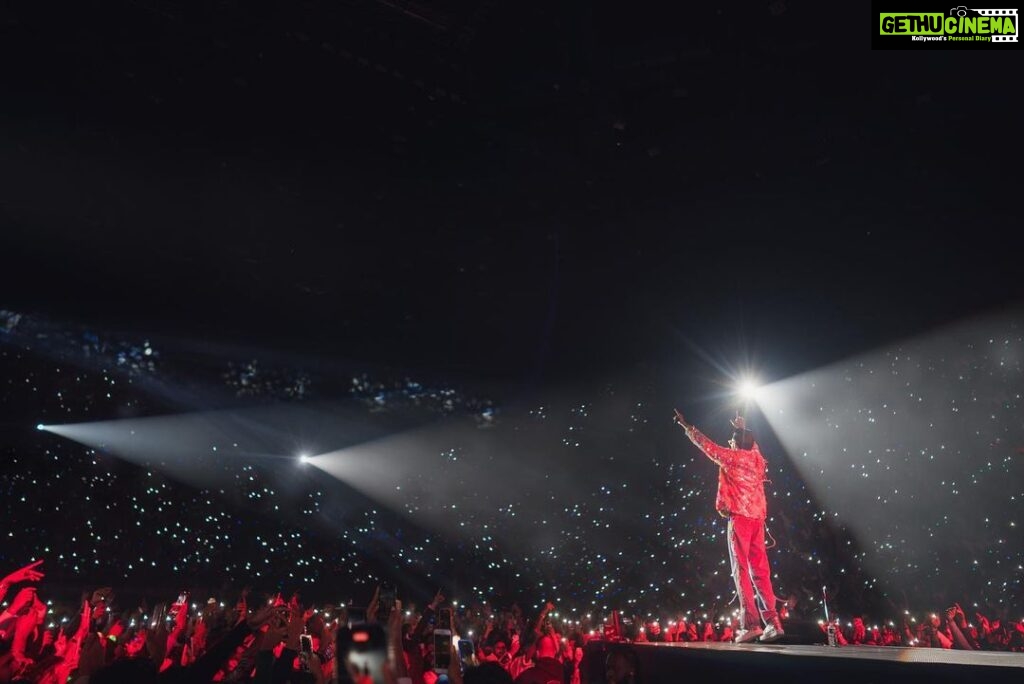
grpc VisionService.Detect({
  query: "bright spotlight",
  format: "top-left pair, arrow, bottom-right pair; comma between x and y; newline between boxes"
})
36,423 -> 45,431
737,379 -> 761,401
298,453 -> 310,464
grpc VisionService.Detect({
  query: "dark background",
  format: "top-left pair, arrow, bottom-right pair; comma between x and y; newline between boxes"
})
1,1 -> 1020,387
0,0 -> 1022,621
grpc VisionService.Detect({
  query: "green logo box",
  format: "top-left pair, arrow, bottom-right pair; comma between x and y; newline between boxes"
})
872,2 -> 1019,48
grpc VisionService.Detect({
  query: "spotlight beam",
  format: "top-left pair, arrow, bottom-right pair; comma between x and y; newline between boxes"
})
737,380 -> 761,402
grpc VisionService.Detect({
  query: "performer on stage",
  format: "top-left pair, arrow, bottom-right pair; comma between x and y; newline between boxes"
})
673,409 -> 785,644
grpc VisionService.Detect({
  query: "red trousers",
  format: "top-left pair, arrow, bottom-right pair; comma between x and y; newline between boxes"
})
727,514 -> 778,630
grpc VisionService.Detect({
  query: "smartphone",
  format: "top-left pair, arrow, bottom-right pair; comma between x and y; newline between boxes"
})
347,606 -> 367,627
433,629 -> 452,671
298,633 -> 314,673
378,583 -> 396,624
336,622 -> 387,684
151,603 -> 167,628
169,592 -> 188,618
457,638 -> 475,670
438,607 -> 452,628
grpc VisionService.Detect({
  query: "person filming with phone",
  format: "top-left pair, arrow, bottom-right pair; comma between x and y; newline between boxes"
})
511,602 -> 565,684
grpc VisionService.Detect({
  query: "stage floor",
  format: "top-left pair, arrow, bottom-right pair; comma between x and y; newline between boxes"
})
638,639 -> 1024,668
582,639 -> 1024,684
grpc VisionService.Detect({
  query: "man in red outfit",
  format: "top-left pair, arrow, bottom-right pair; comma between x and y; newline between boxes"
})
674,409 -> 785,644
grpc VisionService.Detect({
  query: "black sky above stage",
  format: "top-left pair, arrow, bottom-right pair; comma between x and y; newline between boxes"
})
0,1 -> 1021,388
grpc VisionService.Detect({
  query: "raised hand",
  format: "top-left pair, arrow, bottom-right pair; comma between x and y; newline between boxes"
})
368,585 -> 381,623
235,595 -> 248,624
284,605 -> 305,651
245,603 -> 282,631
2,559 -> 44,586
146,626 -> 167,663
447,638 -> 464,684
7,587 -> 38,615
260,618 -> 287,651
386,599 -> 409,679
673,409 -> 692,430
306,652 -> 327,684
387,599 -> 403,633
53,630 -> 68,657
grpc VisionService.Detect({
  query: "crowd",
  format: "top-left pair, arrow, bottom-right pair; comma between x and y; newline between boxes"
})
1,559 -> 1022,684
2,312 -> 1024,682
4,312 -> 1022,628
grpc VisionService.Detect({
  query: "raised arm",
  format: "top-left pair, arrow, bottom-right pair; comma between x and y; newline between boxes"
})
532,601 -> 554,637
0,559 -> 44,604
945,604 -> 975,650
185,603 -> 279,683
674,410 -> 736,468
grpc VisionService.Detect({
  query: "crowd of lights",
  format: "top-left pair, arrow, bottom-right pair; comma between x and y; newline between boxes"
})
0,309 -> 1021,630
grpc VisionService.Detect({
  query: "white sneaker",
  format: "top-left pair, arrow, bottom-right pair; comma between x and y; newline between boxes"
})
734,626 -> 763,643
760,622 -> 785,643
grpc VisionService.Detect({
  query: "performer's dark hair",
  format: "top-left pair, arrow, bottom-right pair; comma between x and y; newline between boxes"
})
733,429 -> 755,450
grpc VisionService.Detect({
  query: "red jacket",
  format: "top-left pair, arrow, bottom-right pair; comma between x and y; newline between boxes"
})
686,427 -> 767,520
